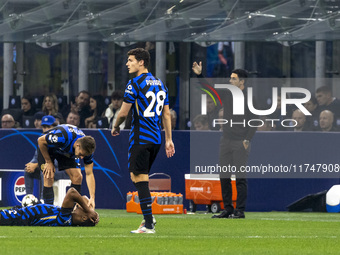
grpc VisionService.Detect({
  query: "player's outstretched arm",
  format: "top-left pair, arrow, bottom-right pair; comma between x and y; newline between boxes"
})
84,162 -> 96,208
162,105 -> 175,158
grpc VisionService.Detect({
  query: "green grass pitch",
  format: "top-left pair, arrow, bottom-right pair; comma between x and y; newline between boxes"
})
1,210 -> 340,255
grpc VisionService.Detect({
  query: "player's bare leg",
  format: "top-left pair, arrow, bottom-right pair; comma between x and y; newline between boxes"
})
65,168 -> 83,194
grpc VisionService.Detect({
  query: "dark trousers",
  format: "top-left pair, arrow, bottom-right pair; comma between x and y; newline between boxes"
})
24,168 -> 43,199
220,177 -> 248,212
219,137 -> 250,212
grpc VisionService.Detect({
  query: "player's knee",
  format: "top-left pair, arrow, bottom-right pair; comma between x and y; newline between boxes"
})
44,178 -> 54,187
71,172 -> 82,184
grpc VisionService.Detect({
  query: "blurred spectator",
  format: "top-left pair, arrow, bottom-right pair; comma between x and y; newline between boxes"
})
53,113 -> 64,125
170,109 -> 177,130
319,110 -> 337,132
85,95 -> 106,128
206,96 -> 221,131
1,114 -> 15,128
105,91 -> 124,129
34,112 -> 44,129
216,42 -> 234,77
21,95 -> 36,116
269,95 -> 291,131
193,114 -> 209,130
218,108 -> 224,131
62,91 -> 91,128
42,94 -> 59,116
42,94 -> 64,124
66,112 -> 80,127
316,86 -> 340,126
291,109 -> 311,132
257,116 -> 276,131
303,95 -> 320,130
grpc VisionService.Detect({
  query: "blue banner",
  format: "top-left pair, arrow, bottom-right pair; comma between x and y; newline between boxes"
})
0,129 -> 339,211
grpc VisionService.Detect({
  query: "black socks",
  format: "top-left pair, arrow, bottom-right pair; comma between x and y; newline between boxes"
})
43,186 -> 54,205
135,181 -> 153,229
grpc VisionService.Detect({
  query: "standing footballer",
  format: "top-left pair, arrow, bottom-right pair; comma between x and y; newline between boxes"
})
111,48 -> 175,234
38,124 -> 96,208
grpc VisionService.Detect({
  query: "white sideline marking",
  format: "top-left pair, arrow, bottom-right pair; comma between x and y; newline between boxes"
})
0,235 -> 337,239
259,217 -> 340,222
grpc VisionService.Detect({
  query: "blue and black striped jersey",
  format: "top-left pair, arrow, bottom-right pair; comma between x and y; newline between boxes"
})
0,204 -> 72,226
124,72 -> 169,145
43,124 -> 93,164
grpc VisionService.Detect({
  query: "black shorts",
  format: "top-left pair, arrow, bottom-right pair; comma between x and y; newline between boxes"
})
128,144 -> 161,175
37,148 -> 80,171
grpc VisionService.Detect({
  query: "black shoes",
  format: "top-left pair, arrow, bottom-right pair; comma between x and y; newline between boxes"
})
211,210 -> 245,219
229,210 -> 245,219
211,210 -> 232,218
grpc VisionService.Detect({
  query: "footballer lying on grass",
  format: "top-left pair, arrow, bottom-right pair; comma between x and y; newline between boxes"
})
0,188 -> 99,226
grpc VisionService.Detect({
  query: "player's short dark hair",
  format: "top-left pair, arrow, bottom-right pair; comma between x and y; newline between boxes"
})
231,69 -> 248,80
316,85 -> 332,95
111,90 -> 124,100
78,90 -> 91,98
68,111 -> 80,117
22,95 -> 33,106
127,48 -> 150,68
78,136 -> 96,155
76,218 -> 97,227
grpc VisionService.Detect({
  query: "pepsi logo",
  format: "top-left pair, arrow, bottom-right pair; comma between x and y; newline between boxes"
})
14,176 -> 26,203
